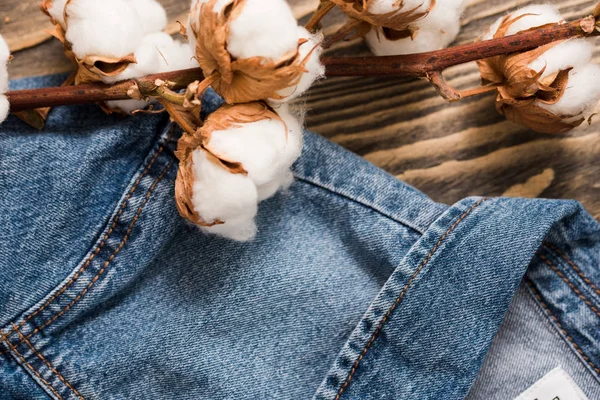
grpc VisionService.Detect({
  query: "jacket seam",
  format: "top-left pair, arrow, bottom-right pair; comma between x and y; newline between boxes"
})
524,278 -> 600,376
13,323 -> 84,399
294,176 -> 435,236
538,253 -> 600,320
334,197 -> 488,399
5,158 -> 174,351
543,241 -> 600,298
0,127 -> 174,349
0,331 -> 63,399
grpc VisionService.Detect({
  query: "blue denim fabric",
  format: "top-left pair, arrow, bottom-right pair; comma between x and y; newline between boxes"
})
0,75 -> 599,399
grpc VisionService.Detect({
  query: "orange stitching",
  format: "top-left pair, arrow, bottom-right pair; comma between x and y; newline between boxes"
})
0,331 -> 63,399
334,198 -> 488,400
544,241 -> 600,298
23,159 -> 175,341
538,254 -> 600,320
525,279 -> 600,375
13,324 -> 84,400
1,128 -> 174,345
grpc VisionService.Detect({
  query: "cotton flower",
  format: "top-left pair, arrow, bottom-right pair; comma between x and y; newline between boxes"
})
478,5 -> 600,133
175,102 -> 304,241
43,0 -> 199,112
188,0 -> 324,104
0,34 -> 10,124
365,0 -> 468,55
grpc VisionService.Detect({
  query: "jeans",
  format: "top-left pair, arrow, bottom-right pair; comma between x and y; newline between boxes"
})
0,75 -> 599,399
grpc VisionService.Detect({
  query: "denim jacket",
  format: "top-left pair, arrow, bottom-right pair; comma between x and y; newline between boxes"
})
1,75 -> 599,399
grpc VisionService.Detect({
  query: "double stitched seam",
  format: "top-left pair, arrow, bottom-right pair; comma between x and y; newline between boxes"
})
12,323 -> 84,400
538,253 -> 600,320
543,241 -> 600,298
4,151 -> 175,350
334,198 -> 488,400
0,129 -> 173,347
525,278 -> 600,375
0,331 -> 63,400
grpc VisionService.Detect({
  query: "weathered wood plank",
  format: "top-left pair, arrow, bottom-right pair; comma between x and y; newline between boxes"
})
1,0 -> 599,218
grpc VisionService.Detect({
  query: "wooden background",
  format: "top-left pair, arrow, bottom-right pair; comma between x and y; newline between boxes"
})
1,0 -> 599,219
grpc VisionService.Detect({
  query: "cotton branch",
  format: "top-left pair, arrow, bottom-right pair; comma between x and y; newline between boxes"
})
6,13 -> 600,112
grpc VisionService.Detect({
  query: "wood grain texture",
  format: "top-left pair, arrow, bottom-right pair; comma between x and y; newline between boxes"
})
1,0 -> 599,218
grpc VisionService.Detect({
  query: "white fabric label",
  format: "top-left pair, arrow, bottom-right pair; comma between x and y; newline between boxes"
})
514,367 -> 589,400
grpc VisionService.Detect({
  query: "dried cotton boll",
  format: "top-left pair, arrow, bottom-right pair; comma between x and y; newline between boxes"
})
366,0 -> 467,55
131,0 -> 168,34
0,34 -> 10,124
478,5 -> 600,133
174,102 -> 305,240
189,0 -> 322,104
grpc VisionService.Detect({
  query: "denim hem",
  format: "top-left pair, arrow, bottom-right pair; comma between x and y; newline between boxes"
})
0,124 -> 176,400
524,279 -> 600,382
314,197 -> 598,400
526,238 -> 600,382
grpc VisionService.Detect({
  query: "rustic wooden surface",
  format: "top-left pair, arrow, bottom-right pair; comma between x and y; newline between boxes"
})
1,0 -> 599,218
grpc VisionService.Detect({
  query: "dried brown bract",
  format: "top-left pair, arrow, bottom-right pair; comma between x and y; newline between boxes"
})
331,0 -> 436,40
189,0 -> 311,104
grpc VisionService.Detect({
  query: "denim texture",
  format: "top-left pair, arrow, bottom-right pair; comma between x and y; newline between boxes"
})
467,283 -> 600,399
0,75 -> 599,399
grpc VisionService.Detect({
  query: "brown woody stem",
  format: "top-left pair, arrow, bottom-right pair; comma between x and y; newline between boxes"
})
305,0 -> 336,32
6,15 -> 599,112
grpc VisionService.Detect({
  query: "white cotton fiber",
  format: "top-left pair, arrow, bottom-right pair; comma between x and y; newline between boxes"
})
275,104 -> 304,172
103,31 -> 199,112
539,64 -> 600,117
131,0 -> 168,34
529,39 -> 593,79
0,96 -> 9,124
483,4 -> 562,40
0,34 -> 10,124
207,119 -> 289,187
271,27 -> 325,103
226,0 -> 299,61
65,0 -> 146,59
104,33 -> 198,83
0,34 -> 9,93
253,104 -> 304,201
190,149 -> 259,241
366,0 -> 467,55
